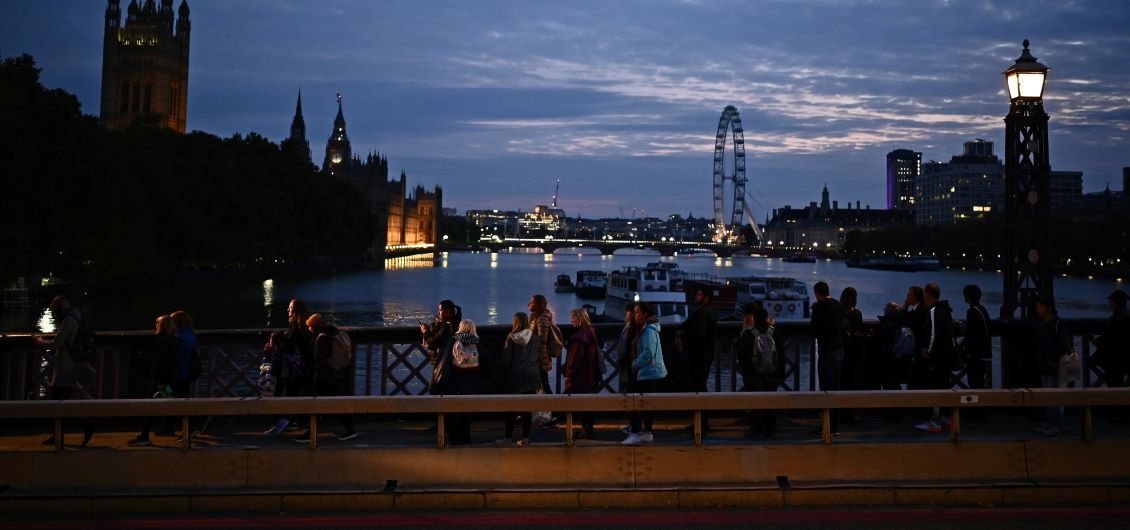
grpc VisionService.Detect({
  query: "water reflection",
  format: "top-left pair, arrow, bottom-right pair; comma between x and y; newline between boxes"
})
36,307 -> 55,333
385,255 -> 436,270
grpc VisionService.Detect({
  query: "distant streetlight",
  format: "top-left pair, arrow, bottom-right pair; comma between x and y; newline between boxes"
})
1001,39 -> 1054,320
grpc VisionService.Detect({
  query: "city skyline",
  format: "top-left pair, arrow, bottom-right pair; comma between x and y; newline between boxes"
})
4,0 -> 1129,218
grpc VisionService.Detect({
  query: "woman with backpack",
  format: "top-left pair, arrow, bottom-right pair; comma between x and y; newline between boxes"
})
499,312 -> 542,446
445,319 -> 482,445
566,308 -> 602,439
737,304 -> 779,438
294,313 -> 356,443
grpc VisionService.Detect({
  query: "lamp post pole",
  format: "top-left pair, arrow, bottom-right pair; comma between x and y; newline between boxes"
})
1001,39 -> 1053,322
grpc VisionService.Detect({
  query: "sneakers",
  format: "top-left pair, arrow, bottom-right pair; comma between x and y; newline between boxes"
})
621,433 -> 642,445
619,425 -> 632,435
127,436 -> 151,447
337,431 -> 358,441
915,419 -> 943,433
264,418 -> 290,435
515,438 -> 529,447
939,416 -> 953,428
638,432 -> 654,443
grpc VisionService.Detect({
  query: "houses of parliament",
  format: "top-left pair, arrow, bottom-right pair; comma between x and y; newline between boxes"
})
97,0 -> 441,265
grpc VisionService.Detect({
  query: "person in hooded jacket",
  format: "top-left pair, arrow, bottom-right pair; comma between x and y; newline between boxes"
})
444,318 -> 482,445
500,312 -> 542,446
736,304 -> 780,438
1034,296 -> 1073,436
293,313 -> 356,442
914,283 -> 956,433
623,302 -> 667,445
566,308 -> 602,439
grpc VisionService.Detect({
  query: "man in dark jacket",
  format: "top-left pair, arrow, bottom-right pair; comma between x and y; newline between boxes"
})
1094,290 -> 1129,389
915,283 -> 956,433
678,288 -> 717,433
961,285 -> 992,422
294,313 -> 356,443
1034,296 -> 1072,436
810,281 -> 845,436
903,286 -> 931,392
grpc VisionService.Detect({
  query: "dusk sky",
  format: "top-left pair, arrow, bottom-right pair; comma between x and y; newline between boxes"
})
4,0 -> 1128,219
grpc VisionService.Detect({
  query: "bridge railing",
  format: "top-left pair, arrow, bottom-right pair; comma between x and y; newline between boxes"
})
1,388 -> 1127,451
0,319 -> 1115,402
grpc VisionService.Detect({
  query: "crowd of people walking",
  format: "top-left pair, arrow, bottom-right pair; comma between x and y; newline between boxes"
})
31,282 -> 1130,447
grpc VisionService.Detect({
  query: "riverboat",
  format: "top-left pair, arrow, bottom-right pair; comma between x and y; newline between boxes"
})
605,262 -> 692,324
727,276 -> 811,320
553,274 -> 576,293
782,253 -> 817,263
574,270 -> 607,299
680,248 -> 718,258
845,255 -> 941,272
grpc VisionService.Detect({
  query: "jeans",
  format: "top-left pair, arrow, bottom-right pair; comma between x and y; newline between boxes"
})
1042,374 -> 1065,428
629,379 -> 661,433
818,348 -> 844,433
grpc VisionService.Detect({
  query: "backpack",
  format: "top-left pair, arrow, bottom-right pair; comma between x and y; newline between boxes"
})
752,329 -> 778,374
68,315 -> 97,362
452,340 -> 480,370
328,331 -> 354,371
893,326 -> 916,359
186,348 -> 202,381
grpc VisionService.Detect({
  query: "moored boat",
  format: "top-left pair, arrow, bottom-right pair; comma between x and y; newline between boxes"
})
575,270 -> 607,299
554,274 -> 576,293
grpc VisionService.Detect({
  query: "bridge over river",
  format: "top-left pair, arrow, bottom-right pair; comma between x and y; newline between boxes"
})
1,321 -> 1128,515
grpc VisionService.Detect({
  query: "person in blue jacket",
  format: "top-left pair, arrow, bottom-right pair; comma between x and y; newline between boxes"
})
623,302 -> 667,445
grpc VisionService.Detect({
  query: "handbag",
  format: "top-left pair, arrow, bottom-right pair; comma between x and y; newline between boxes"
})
1059,350 -> 1080,385
430,338 -> 453,394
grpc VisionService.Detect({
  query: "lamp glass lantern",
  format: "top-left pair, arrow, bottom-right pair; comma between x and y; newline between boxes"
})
1003,39 -> 1049,101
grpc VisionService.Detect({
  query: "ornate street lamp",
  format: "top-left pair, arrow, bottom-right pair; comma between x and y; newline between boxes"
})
1001,39 -> 1052,320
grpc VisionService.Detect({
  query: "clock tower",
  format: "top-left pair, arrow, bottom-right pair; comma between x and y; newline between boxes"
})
323,93 -> 352,175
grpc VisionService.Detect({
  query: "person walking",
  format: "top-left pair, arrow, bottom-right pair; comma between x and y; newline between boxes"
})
499,312 -> 542,446
1094,290 -> 1129,389
1034,296 -> 1073,436
678,287 -> 717,433
128,315 -> 179,446
566,308 -> 602,439
615,303 -> 639,436
810,281 -> 845,437
34,295 -> 95,447
961,285 -> 992,422
914,283 -> 957,433
623,302 -> 667,445
736,304 -> 780,438
294,313 -> 357,442
528,294 -> 558,396
839,287 -> 864,424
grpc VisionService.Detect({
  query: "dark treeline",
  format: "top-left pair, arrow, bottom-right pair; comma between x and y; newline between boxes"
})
0,54 -> 373,285
843,216 -> 1130,273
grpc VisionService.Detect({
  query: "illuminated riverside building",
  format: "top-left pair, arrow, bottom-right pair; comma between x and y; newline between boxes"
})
99,0 -> 191,133
886,149 -> 921,210
914,139 -> 1082,225
763,185 -> 912,250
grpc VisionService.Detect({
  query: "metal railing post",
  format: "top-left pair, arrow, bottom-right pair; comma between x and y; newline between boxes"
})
309,414 -> 318,450
950,408 -> 961,443
181,416 -> 190,451
437,413 -> 446,449
821,408 -> 831,445
566,412 -> 574,447
693,410 -> 702,446
53,418 -> 62,452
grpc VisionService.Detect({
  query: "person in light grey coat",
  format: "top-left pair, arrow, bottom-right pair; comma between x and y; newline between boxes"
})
500,312 -> 542,445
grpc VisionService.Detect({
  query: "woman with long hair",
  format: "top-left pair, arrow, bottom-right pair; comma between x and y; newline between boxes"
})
566,308 -> 602,439
623,302 -> 667,445
500,312 -> 541,446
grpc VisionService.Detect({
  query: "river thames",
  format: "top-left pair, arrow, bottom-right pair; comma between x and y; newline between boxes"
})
11,250 -> 1122,333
